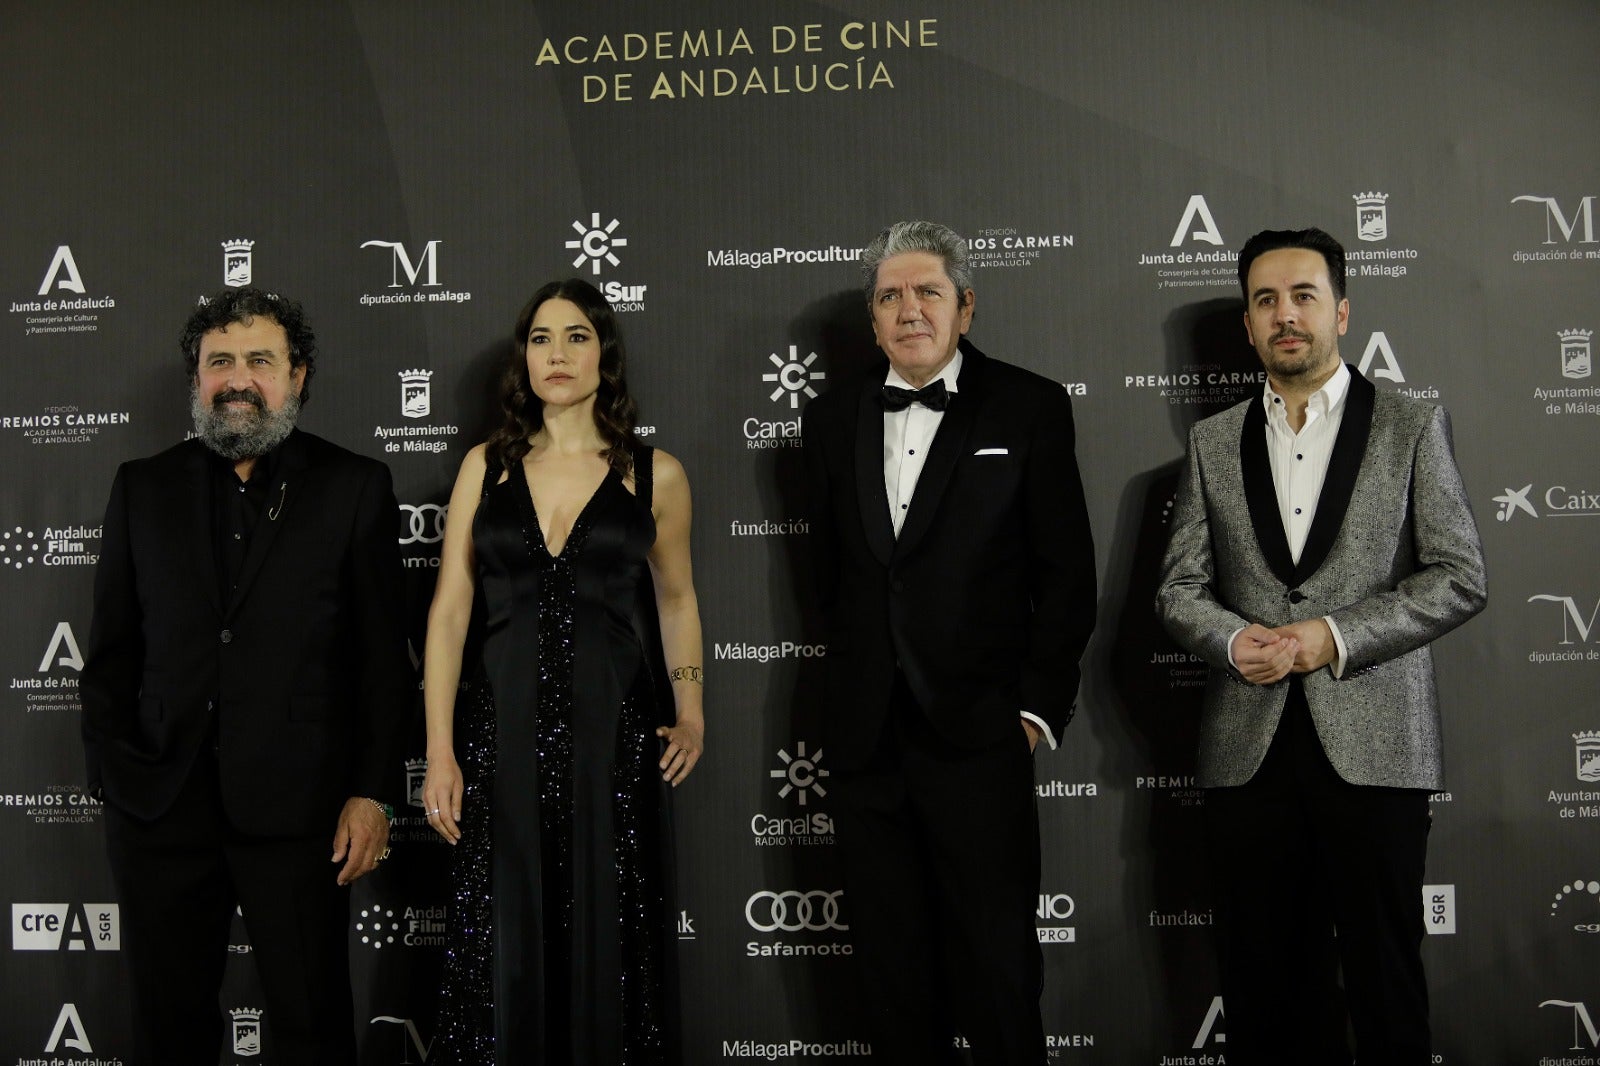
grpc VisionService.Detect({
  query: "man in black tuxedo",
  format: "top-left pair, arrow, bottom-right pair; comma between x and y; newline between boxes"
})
804,220 -> 1096,1064
82,288 -> 409,1065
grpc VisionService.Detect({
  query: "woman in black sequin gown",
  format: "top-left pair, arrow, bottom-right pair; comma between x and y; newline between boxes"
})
420,279 -> 704,1066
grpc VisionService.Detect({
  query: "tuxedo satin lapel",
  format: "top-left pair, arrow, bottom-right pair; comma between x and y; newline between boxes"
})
894,344 -> 983,558
1293,365 -> 1375,585
1239,398 -> 1296,586
179,444 -> 223,617
226,432 -> 309,618
854,382 -> 895,567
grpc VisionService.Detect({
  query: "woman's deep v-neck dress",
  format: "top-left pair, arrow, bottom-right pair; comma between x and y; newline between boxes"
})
435,445 -> 678,1066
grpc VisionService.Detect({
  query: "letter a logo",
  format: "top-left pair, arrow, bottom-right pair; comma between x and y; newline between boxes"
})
1357,331 -> 1406,384
38,245 -> 87,296
1191,995 -> 1226,1048
45,1002 -> 93,1053
38,621 -> 85,672
1169,195 -> 1225,247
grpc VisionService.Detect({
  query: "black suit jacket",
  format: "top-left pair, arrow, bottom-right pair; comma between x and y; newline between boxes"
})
804,339 -> 1097,770
82,430 -> 410,836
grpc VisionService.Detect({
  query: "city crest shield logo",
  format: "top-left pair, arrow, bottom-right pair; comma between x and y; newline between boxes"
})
1560,330 -> 1593,380
230,1007 -> 263,1056
1354,192 -> 1389,242
222,239 -> 254,288
400,369 -> 433,419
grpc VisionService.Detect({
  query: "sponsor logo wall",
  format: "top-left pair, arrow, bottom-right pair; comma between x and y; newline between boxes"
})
2,4 -> 1595,1063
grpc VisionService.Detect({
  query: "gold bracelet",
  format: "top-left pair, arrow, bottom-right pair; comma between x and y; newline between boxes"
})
668,666 -> 704,685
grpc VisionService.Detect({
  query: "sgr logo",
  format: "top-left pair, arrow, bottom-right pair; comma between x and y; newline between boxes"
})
745,890 -> 847,932
12,903 -> 119,950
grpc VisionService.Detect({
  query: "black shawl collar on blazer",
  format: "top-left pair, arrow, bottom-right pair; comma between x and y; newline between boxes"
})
852,339 -> 988,567
1239,363 -> 1375,588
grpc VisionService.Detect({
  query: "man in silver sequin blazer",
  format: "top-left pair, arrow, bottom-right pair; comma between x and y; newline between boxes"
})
1156,227 -> 1486,1066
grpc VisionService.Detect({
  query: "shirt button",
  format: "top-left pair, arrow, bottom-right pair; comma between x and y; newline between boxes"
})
900,503 -> 908,510
233,533 -> 242,540
1296,453 -> 1303,460
1294,507 -> 1303,515
220,629 -> 233,644
907,448 -> 915,455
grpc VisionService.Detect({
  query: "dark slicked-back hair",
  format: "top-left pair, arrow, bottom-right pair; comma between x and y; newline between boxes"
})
1237,227 -> 1347,302
182,288 -> 317,403
484,278 -> 639,476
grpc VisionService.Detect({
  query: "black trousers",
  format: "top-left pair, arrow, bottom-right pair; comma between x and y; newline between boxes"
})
831,676 -> 1045,1066
102,749 -> 356,1066
1204,681 -> 1432,1066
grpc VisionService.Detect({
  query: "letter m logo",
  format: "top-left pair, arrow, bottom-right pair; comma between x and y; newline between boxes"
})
361,240 -> 441,287
1540,1000 -> 1600,1050
1511,195 -> 1597,244
1527,594 -> 1600,645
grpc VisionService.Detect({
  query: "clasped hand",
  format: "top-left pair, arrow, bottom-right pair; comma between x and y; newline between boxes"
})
1230,620 -> 1336,685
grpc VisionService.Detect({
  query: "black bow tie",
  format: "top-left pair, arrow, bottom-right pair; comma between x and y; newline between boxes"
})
880,379 -> 950,412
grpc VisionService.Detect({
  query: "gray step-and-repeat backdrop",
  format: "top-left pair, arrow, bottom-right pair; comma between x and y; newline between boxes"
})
3,3 -> 1596,1063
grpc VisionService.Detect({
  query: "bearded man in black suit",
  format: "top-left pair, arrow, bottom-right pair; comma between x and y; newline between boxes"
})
82,288 -> 409,1065
803,220 -> 1097,1064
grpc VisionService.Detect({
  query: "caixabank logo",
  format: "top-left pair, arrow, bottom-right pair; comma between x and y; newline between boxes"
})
12,902 -> 119,951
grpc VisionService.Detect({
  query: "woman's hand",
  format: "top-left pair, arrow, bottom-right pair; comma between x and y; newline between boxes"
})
422,753 -> 465,844
655,717 -> 704,788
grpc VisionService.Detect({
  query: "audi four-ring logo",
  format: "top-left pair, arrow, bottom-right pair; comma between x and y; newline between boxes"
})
745,890 -> 848,932
398,504 -> 448,545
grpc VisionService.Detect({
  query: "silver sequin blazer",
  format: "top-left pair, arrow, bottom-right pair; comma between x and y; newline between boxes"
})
1156,366 -> 1487,791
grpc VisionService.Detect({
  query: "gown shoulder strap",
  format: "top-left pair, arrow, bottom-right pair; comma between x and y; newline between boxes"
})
632,441 -> 654,511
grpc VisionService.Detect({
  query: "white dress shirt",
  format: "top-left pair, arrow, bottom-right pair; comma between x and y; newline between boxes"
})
882,351 -> 1057,748
1228,364 -> 1350,676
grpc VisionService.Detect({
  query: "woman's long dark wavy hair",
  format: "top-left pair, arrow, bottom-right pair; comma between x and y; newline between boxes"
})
484,278 -> 639,475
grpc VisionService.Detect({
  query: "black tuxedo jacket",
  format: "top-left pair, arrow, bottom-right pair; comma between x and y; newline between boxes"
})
803,340 -> 1096,770
82,430 -> 410,836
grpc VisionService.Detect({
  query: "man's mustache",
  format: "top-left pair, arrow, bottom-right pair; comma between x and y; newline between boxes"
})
212,388 -> 264,410
1271,328 -> 1312,343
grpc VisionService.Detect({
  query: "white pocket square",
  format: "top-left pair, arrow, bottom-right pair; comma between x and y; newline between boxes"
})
973,447 -> 1009,456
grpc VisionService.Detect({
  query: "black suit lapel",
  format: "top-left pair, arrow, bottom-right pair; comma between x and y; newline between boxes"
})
1293,364 -> 1374,584
1240,397 -> 1297,586
854,380 -> 895,567
895,341 -> 983,559
227,431 -> 309,618
178,443 -> 224,617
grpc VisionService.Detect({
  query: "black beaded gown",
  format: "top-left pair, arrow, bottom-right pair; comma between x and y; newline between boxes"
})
435,446 -> 678,1066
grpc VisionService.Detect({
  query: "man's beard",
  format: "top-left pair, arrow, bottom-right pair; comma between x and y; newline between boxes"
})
191,384 -> 300,460
1259,327 -> 1337,382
